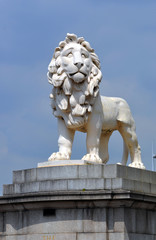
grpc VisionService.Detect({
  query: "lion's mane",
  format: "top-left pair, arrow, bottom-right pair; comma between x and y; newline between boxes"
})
47,33 -> 102,128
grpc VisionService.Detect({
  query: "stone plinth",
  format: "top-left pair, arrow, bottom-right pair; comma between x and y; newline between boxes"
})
37,159 -> 89,167
0,164 -> 156,240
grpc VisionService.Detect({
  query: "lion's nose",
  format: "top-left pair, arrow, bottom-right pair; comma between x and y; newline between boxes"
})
73,52 -> 84,69
74,62 -> 83,69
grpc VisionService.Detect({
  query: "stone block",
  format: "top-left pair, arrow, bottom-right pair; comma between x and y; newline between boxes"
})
136,209 -> 147,234
67,179 -> 104,191
13,168 -> 38,184
112,178 -> 123,189
142,170 -> 151,183
5,211 -> 23,235
12,180 -> 69,194
116,165 -> 127,179
128,233 -> 155,240
5,236 -> 28,240
105,179 -> 112,189
122,179 -> 135,191
0,237 -> 6,240
108,233 -> 125,240
41,233 -> 76,240
14,184 -> 21,194
146,210 -> 156,234
20,182 -> 40,194
78,165 -> 103,179
103,164 -> 117,178
141,182 -> 151,194
125,208 -> 136,233
134,180 -> 143,193
3,184 -> 14,195
77,233 -> 107,240
114,208 -> 124,232
0,213 -> 4,234
151,184 -> 156,195
38,159 -> 86,167
25,169 -> 37,183
5,235 -> 75,240
13,170 -> 25,183
126,167 -> 142,182
103,164 -> 127,179
107,208 -> 114,232
39,180 -> 68,192
83,208 -> 107,232
37,166 -> 78,181
150,171 -> 156,183
78,165 -> 88,178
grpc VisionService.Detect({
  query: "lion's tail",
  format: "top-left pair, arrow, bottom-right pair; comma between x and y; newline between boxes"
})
121,140 -> 129,165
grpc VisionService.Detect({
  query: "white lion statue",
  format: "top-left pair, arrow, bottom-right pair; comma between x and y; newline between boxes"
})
47,33 -> 145,169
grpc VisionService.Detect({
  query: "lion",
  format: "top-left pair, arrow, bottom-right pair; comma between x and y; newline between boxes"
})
47,33 -> 145,169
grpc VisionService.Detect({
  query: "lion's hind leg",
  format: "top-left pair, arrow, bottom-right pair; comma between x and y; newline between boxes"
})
119,123 -> 145,169
99,131 -> 112,164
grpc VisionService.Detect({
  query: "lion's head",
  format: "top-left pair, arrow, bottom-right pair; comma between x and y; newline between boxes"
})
47,33 -> 102,128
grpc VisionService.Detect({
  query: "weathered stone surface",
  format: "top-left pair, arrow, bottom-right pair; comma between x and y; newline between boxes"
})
37,165 -> 78,181
0,164 -> 156,239
108,233 -> 125,240
4,209 -> 84,235
38,160 -> 87,168
13,164 -> 156,183
78,164 -> 103,179
124,208 -> 136,233
0,213 -> 4,235
4,234 -> 76,240
113,208 -> 125,232
4,164 -> 156,196
83,208 -> 107,232
68,179 -> 104,191
146,211 -> 156,234
128,233 -> 155,240
77,233 -> 107,240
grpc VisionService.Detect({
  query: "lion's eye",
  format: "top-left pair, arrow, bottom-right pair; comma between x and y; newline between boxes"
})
67,53 -> 73,58
81,54 -> 86,58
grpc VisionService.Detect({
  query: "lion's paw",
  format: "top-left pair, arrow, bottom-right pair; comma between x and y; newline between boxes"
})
82,154 -> 103,164
128,162 -> 145,169
48,152 -> 70,161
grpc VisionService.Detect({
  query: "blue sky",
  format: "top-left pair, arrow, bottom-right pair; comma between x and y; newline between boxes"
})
0,0 -> 156,194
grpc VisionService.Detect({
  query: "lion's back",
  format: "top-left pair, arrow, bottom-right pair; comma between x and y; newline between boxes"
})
100,95 -> 134,128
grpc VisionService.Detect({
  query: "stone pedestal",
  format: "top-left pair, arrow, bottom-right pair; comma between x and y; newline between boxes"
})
0,164 -> 156,240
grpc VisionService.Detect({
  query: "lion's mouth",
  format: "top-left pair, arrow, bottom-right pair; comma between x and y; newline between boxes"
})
69,71 -> 87,78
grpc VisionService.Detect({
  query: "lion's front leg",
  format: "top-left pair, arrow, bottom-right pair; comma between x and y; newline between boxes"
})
48,118 -> 75,161
82,114 -> 103,164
